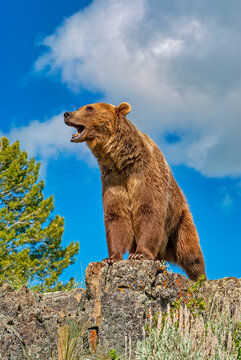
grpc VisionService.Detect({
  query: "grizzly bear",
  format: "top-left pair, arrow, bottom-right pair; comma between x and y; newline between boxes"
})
64,102 -> 206,281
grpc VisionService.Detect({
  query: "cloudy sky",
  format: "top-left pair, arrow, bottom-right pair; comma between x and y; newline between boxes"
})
1,0 -> 240,281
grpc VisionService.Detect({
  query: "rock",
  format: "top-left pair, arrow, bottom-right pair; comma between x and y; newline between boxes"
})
0,261 -> 240,359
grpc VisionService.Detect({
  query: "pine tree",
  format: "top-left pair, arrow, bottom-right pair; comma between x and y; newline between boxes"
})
0,137 -> 79,292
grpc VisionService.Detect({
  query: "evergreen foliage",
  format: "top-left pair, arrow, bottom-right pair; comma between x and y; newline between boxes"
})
0,137 -> 79,292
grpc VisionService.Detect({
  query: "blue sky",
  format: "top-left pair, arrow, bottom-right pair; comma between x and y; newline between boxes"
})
0,0 -> 240,282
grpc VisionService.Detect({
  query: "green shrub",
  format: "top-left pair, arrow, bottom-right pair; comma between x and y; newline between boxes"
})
109,348 -> 119,359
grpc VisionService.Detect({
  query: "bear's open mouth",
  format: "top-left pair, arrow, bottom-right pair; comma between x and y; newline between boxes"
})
71,125 -> 86,142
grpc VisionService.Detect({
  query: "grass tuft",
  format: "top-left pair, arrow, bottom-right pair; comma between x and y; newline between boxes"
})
137,301 -> 241,360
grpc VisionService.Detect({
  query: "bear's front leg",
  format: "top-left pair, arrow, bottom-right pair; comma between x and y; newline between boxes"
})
128,194 -> 168,261
102,185 -> 135,264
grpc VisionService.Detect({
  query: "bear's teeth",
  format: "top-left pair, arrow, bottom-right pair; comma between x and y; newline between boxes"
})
72,132 -> 79,137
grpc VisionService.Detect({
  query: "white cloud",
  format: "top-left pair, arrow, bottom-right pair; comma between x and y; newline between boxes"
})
33,0 -> 241,177
8,114 -> 70,158
0,114 -> 96,177
152,38 -> 184,57
219,186 -> 236,213
221,192 -> 234,210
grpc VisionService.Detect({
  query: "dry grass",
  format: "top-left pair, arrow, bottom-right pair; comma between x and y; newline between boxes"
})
58,321 -> 87,360
137,301 -> 241,360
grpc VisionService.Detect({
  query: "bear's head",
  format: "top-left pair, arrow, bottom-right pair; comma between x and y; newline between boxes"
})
64,102 -> 131,146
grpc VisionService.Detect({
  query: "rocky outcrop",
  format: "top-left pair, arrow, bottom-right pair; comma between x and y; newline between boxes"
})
0,261 -> 240,359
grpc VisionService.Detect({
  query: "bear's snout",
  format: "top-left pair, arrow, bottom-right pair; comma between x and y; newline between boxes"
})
64,111 -> 72,119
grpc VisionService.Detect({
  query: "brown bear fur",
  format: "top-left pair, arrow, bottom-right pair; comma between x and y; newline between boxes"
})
64,102 -> 207,281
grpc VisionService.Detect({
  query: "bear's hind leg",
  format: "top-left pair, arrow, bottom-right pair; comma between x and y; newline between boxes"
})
175,210 -> 207,281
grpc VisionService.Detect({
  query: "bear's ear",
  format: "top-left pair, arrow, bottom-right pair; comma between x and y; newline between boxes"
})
116,102 -> 131,115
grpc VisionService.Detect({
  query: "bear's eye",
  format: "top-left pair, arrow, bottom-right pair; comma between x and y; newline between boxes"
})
86,105 -> 94,112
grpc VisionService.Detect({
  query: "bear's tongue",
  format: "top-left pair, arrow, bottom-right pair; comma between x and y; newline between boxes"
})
71,125 -> 85,142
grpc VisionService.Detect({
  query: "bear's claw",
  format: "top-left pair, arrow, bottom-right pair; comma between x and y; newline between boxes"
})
128,253 -> 144,260
102,257 -> 120,264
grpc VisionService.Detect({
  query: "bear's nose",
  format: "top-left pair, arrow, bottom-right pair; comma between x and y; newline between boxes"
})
64,111 -> 72,118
